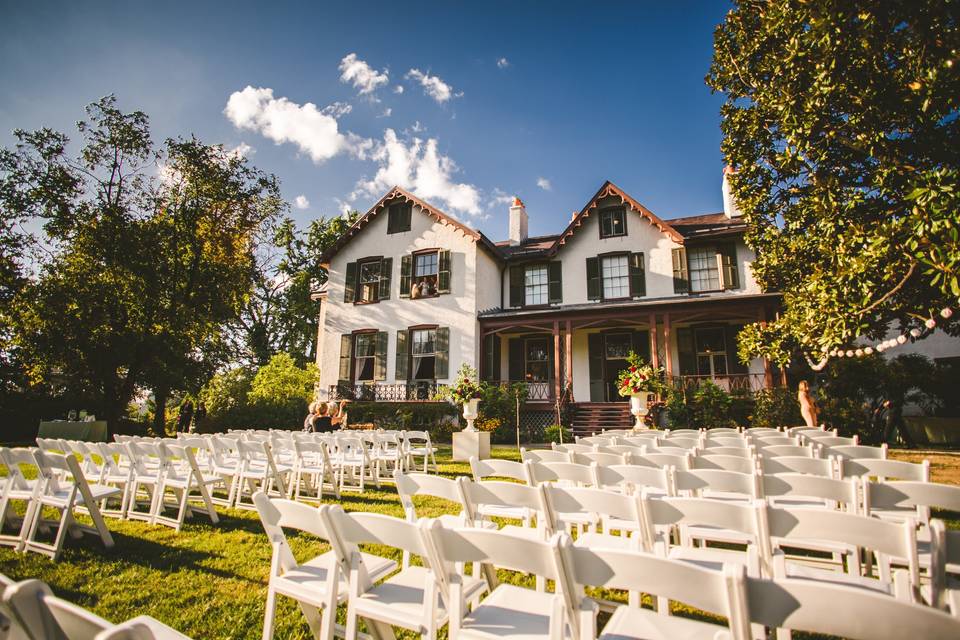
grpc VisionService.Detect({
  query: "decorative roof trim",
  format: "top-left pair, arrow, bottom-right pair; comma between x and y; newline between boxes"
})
320,186 -> 501,264
549,180 -> 684,254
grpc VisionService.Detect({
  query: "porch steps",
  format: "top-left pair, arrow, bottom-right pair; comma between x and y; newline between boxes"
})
570,402 -> 634,436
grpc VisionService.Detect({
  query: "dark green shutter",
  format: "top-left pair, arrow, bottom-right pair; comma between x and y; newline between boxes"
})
402,203 -> 412,230
586,257 -> 601,301
548,262 -> 562,304
338,334 -> 353,382
718,243 -> 740,290
629,252 -> 646,298
438,250 -> 451,294
676,327 -> 696,375
379,257 -> 392,300
343,262 -> 357,303
482,334 -> 501,381
387,207 -> 397,234
509,266 -> 525,307
434,327 -> 450,379
374,331 -> 388,381
588,333 -> 605,401
399,255 -> 412,298
672,248 -> 689,294
508,338 -> 524,381
725,324 -> 749,374
395,329 -> 409,380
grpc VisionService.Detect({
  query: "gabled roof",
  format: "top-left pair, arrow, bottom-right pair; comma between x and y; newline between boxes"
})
551,180 -> 685,250
320,186 -> 501,264
494,234 -> 560,260
669,212 -> 747,239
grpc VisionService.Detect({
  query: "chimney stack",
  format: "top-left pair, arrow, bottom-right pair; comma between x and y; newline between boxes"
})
722,166 -> 743,218
508,196 -> 528,246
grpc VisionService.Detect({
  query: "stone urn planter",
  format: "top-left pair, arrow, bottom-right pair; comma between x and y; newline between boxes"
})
630,392 -> 652,430
462,398 -> 481,432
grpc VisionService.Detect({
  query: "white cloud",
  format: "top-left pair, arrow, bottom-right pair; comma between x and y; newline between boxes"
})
497,57 -> 510,69
409,121 -> 426,133
294,195 -> 310,210
405,68 -> 461,103
338,53 -> 389,95
350,129 -> 481,217
228,142 -> 254,158
393,85 -> 404,94
321,101 -> 352,118
224,86 -> 371,163
378,107 -> 392,118
536,176 -> 552,191
490,188 -> 514,207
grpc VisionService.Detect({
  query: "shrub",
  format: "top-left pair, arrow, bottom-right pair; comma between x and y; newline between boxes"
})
344,402 -> 459,442
196,367 -> 254,432
544,423 -> 572,444
751,387 -> 802,429
478,382 -> 527,444
691,381 -> 735,428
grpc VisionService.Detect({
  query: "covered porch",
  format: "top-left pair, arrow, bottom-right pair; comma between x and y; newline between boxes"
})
478,293 -> 784,405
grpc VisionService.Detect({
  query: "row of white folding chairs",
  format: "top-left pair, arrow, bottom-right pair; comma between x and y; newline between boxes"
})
404,467 -> 960,610
0,573 -> 190,639
254,490 -> 960,640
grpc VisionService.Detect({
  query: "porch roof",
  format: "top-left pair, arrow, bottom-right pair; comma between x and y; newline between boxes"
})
478,291 -> 782,322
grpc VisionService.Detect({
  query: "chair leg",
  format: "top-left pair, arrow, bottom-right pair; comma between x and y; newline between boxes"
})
261,586 -> 278,640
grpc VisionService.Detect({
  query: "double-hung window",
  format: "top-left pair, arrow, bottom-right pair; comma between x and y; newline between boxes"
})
353,333 -> 378,381
412,251 -> 439,297
410,328 -> 437,380
524,265 -> 549,306
601,254 -> 630,299
525,338 -> 550,382
688,247 -> 722,292
357,259 -> 382,303
599,207 -> 627,238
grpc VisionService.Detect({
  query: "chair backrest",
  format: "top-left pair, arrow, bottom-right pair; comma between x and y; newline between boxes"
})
839,458 -> 929,482
617,435 -> 660,448
704,427 -> 741,436
753,436 -> 799,447
662,437 -> 700,450
642,496 -> 763,550
520,448 -> 570,464
574,436 -> 613,445
541,486 -> 642,542
321,505 -> 430,571
252,492 -> 331,574
929,519 -> 960,612
666,429 -> 701,438
804,434 -> 858,447
865,480 -> 960,523
595,464 -> 673,494
568,451 -> 625,467
744,427 -> 782,436
756,444 -> 817,459
757,455 -> 834,477
3,578 -> 112,640
760,473 -> 860,511
736,570 -> 960,640
563,544 -> 738,634
692,454 -> 756,474
673,468 -> 759,499
551,443 -> 592,454
828,444 -> 887,460
394,471 -> 463,521
469,457 -> 527,483
524,461 -> 595,487
637,452 -> 691,470
0,448 -> 39,492
456,477 -> 544,524
703,437 -> 749,448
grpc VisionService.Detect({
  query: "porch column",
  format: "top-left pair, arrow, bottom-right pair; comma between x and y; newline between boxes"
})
565,320 -> 573,400
663,313 -> 674,376
553,321 -> 562,401
648,313 -> 659,369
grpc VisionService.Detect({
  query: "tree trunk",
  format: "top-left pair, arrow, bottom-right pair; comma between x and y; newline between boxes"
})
152,386 -> 169,437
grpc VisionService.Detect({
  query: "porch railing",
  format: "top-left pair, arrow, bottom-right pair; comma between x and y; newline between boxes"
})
665,373 -> 769,394
328,382 -> 446,402
486,380 -> 556,402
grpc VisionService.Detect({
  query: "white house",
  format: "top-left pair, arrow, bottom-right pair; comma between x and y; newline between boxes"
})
316,174 -> 959,429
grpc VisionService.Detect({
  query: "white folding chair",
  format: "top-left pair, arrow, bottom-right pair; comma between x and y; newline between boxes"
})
839,457 -> 930,483
371,432 -> 404,482
457,476 -> 544,538
92,443 -> 133,519
805,434 -> 858,447
402,431 -> 437,473
469,458 -> 536,524
593,464 -> 673,498
929,519 -> 960,614
692,454 -> 756,474
759,472 -> 860,513
563,544 -> 741,640
290,439 -> 338,502
0,449 -> 42,552
123,442 -> 164,524
757,455 -> 834,478
152,443 -> 219,531
253,492 -> 395,640
332,435 -> 376,493
637,451 -> 692,470
206,436 -> 242,507
421,522 -> 577,640
755,444 -> 818,459
541,485 -> 644,553
829,444 -> 888,460
234,440 -> 290,510
520,448 -> 571,464
568,451 -> 626,466
23,452 -> 119,561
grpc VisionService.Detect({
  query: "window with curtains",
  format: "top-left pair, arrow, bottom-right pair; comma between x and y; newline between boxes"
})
353,332 -> 378,381
688,246 -> 722,292
601,254 -> 630,299
400,250 -> 451,298
525,337 -> 551,382
673,244 -> 739,294
412,251 -> 439,298
410,328 -> 437,380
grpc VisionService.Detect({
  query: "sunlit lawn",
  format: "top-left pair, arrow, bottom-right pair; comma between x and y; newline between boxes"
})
0,444 -> 956,639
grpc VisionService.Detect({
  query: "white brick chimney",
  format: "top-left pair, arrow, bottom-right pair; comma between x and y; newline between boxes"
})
722,166 -> 743,218
508,196 -> 528,246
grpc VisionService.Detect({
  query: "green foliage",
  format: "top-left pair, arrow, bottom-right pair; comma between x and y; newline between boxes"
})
435,364 -> 482,406
196,367 -> 255,433
246,354 -> 317,429
614,351 -> 663,397
478,382 -> 528,444
666,381 -> 738,428
751,387 -> 803,429
708,2 -> 960,365
544,423 -> 572,444
343,402 -> 459,442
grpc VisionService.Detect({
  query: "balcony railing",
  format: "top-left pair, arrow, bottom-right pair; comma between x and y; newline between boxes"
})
666,373 -> 769,394
328,382 -> 445,402
486,380 -> 556,402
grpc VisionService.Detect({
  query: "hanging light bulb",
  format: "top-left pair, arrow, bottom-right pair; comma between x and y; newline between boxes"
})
942,308 -> 953,319
845,349 -> 854,357
897,335 -> 908,345
910,328 -> 922,338
855,348 -> 864,357
926,318 -> 937,329
864,346 -> 874,355
829,349 -> 837,357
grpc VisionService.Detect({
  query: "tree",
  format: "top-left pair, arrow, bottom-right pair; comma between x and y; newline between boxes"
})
1,96 -> 281,430
231,212 -> 358,367
707,1 -> 960,366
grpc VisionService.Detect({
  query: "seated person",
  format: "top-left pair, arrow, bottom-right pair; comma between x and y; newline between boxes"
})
313,402 -> 333,432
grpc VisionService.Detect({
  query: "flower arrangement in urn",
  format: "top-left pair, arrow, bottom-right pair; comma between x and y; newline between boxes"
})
436,364 -> 484,431
616,351 -> 663,429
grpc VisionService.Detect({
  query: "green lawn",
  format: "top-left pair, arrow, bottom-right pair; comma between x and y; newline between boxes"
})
0,445 -> 957,639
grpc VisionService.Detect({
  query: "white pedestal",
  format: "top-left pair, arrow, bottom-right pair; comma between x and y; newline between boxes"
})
453,431 -> 491,462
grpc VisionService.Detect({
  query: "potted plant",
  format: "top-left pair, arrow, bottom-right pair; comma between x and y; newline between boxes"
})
616,352 -> 663,430
436,364 -> 484,432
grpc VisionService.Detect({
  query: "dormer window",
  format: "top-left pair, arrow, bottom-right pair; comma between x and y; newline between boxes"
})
387,202 -> 412,234
599,206 -> 627,239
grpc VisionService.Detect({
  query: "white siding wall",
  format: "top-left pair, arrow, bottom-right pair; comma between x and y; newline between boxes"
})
318,204 -> 483,397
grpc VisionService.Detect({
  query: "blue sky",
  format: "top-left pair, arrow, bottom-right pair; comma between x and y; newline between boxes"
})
0,1 -> 732,240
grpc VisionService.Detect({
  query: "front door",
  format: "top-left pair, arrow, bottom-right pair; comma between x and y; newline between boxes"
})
588,330 -> 650,402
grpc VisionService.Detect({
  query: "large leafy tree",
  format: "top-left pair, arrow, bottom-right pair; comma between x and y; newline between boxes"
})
231,211 -> 358,367
1,97 -> 281,430
707,1 -> 960,365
